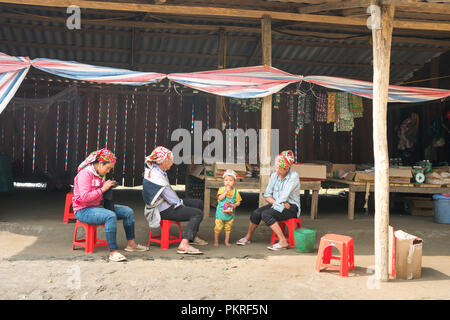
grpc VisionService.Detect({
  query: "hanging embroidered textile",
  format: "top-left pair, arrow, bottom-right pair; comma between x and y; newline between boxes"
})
315,91 -> 328,122
334,92 -> 354,132
327,92 -> 336,123
349,94 -> 364,118
296,93 -> 306,131
304,91 -> 315,124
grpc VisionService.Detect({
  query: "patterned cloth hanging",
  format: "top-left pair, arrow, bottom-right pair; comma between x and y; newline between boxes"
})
315,91 -> 328,122
229,98 -> 262,112
334,92 -> 354,132
304,91 -> 315,124
296,93 -> 305,131
327,92 -> 336,123
349,94 -> 364,118
288,94 -> 295,122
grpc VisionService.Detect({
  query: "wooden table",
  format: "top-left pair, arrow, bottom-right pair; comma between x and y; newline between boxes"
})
322,178 -> 450,220
198,175 -> 322,219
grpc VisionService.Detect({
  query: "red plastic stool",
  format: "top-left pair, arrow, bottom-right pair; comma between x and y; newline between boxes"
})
315,234 -> 355,277
270,217 -> 301,247
148,219 -> 182,249
72,220 -> 109,253
63,192 -> 77,223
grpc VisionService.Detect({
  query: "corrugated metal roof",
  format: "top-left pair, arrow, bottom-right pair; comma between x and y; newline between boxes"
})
0,4 -> 446,84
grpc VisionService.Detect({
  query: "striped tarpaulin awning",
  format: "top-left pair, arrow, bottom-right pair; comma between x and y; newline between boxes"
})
303,75 -> 450,103
168,65 -> 303,98
0,53 -> 31,114
31,58 -> 166,86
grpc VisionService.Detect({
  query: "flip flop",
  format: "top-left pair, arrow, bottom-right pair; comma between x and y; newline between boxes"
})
267,243 -> 288,251
109,252 -> 127,262
124,244 -> 149,252
236,238 -> 251,246
177,246 -> 203,255
189,237 -> 208,246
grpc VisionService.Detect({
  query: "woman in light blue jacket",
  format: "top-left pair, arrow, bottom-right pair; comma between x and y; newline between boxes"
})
236,150 -> 300,250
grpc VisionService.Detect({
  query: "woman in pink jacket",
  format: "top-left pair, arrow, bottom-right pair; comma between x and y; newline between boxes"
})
73,148 -> 148,262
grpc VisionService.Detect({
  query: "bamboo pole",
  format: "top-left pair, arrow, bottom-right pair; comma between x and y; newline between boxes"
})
371,2 -> 395,282
259,14 -> 272,207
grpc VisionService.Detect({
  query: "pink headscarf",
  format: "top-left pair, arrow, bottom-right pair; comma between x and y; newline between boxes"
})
275,150 -> 295,169
145,146 -> 173,167
77,148 -> 116,172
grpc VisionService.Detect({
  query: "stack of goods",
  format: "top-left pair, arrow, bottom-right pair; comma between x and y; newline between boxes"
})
213,162 -> 247,179
425,171 -> 450,186
333,165 -> 413,184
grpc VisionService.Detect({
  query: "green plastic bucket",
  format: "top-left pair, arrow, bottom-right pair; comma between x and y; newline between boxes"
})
294,228 -> 316,253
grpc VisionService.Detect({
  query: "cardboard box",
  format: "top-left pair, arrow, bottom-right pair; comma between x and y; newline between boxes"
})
389,227 -> 423,280
213,162 -> 247,178
354,171 -> 375,182
327,164 -> 356,178
343,172 -> 356,181
389,167 -> 412,178
291,163 -> 327,180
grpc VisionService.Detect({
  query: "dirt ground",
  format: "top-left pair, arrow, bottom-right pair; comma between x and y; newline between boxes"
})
0,188 -> 449,300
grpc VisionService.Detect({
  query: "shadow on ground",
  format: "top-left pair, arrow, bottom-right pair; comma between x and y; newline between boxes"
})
1,188 -> 449,262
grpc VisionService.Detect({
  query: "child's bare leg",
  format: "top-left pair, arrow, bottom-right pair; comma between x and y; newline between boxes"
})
225,232 -> 231,246
214,232 -> 220,246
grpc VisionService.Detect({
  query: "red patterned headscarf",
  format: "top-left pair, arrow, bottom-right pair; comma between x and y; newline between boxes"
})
275,150 -> 295,169
77,148 -> 116,172
145,146 -> 173,167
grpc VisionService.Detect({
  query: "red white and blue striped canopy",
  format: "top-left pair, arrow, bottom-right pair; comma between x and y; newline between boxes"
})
0,51 -> 449,115
168,66 -> 303,98
303,75 -> 450,103
31,58 -> 166,86
0,53 -> 31,114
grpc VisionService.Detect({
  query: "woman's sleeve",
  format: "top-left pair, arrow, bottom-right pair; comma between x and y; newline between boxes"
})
272,173 -> 299,213
161,185 -> 183,208
76,171 -> 103,203
263,173 -> 275,198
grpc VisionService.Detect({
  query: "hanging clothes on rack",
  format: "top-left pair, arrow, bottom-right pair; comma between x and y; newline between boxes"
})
327,92 -> 336,123
349,94 -> 364,118
315,91 -> 328,122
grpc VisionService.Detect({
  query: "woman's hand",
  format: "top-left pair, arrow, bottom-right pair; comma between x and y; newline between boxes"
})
101,180 -> 115,193
284,202 -> 291,210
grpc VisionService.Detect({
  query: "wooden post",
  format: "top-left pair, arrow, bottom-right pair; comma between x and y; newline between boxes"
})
371,2 -> 395,282
259,15 -> 272,207
215,28 -> 226,131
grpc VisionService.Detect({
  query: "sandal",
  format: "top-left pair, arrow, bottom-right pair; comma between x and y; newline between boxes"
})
124,244 -> 149,252
236,237 -> 251,246
109,252 -> 127,262
267,243 -> 288,251
177,246 -> 203,255
189,237 -> 208,246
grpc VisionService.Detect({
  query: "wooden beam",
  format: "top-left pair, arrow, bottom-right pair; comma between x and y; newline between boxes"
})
259,14 -> 272,208
1,11 -> 449,46
0,0 -> 449,31
384,0 -> 450,14
371,2 -> 395,283
297,0 -> 370,14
